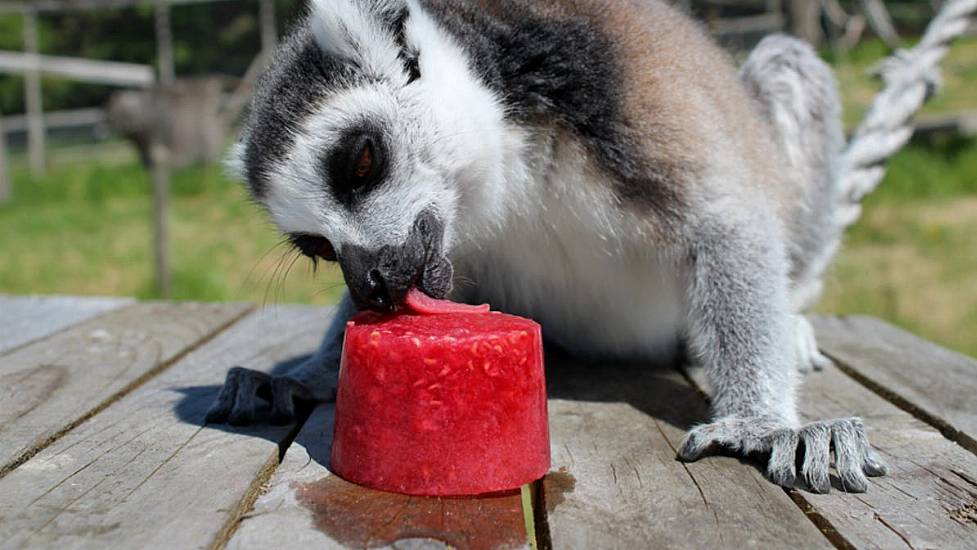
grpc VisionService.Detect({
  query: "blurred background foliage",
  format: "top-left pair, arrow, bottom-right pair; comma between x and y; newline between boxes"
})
0,0 -> 975,357
0,0 -> 304,115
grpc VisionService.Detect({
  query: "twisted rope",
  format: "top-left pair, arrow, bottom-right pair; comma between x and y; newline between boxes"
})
836,0 -> 977,228
797,0 -> 977,310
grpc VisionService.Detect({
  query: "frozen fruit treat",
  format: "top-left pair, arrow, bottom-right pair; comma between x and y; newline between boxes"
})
331,290 -> 550,496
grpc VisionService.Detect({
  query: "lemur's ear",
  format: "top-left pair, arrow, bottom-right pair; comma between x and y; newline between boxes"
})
308,0 -> 408,71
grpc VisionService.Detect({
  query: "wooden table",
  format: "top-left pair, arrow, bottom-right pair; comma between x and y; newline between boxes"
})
1,295 -> 976,549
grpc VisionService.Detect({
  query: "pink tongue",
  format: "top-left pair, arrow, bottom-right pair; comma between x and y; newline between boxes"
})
405,288 -> 491,314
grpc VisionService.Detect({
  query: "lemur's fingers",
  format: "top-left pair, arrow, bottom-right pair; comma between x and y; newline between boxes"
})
677,423 -> 718,462
206,366 -> 269,424
268,376 -> 314,425
227,367 -> 272,426
863,450 -> 888,477
830,418 -> 871,493
765,428 -> 799,488
848,417 -> 888,477
205,368 -> 241,424
799,423 -> 832,494
680,416 -> 883,493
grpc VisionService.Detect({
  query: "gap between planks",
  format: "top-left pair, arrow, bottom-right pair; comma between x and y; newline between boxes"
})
810,315 -> 977,459
0,302 -> 255,480
783,491 -> 856,550
677,360 -> 864,550
828,355 -> 977,456
530,477 -> 552,550
211,412 -> 312,550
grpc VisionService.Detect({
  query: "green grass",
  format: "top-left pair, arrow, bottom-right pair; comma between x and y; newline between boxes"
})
817,164 -> 977,358
0,144 -> 346,305
812,134 -> 977,358
811,36 -> 977,358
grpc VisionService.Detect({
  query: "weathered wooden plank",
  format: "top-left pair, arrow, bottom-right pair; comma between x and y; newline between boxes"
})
0,295 -> 133,355
0,50 -> 155,87
812,315 -> 977,454
154,0 -> 174,84
543,360 -> 832,549
227,404 -> 530,550
0,301 -> 250,475
2,108 -> 105,133
794,361 -> 977,549
0,305 -> 331,548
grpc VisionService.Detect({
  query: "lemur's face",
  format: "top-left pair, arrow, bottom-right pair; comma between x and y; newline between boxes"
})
231,0 -> 511,311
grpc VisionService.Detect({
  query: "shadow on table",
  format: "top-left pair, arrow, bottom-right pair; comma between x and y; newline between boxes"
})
543,347 -> 789,486
543,345 -> 711,432
280,350 -> 713,472
171,348 -> 832,491
170,348 -> 726,474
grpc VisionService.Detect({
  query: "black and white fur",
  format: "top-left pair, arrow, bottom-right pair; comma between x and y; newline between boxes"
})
208,0 -> 887,494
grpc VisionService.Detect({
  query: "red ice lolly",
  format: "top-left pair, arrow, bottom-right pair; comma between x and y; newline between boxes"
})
331,289 -> 550,496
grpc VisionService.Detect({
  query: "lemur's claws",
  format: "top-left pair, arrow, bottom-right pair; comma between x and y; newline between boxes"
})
864,455 -> 889,477
677,416 -> 886,493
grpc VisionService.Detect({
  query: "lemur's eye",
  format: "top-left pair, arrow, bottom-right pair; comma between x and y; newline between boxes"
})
329,131 -> 385,197
289,234 -> 337,262
353,141 -> 373,180
327,128 -> 387,200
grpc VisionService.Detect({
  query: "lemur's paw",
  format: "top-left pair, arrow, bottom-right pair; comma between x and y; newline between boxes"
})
678,415 -> 887,493
795,315 -> 832,373
205,366 -> 337,426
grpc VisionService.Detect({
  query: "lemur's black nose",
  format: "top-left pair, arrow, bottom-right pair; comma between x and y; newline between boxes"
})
364,269 -> 393,310
337,210 -> 451,312
339,244 -> 419,312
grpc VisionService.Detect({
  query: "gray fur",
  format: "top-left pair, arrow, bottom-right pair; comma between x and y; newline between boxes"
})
241,27 -> 354,198
210,0 -> 887,494
740,34 -> 847,309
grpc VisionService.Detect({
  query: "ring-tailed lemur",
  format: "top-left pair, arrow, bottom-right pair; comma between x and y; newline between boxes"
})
207,0 -> 889,494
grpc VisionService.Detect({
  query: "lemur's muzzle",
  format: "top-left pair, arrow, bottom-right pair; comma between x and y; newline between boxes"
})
338,210 -> 453,312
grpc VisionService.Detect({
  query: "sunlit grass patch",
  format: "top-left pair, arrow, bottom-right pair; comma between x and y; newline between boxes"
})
818,196 -> 977,358
0,155 -> 345,305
